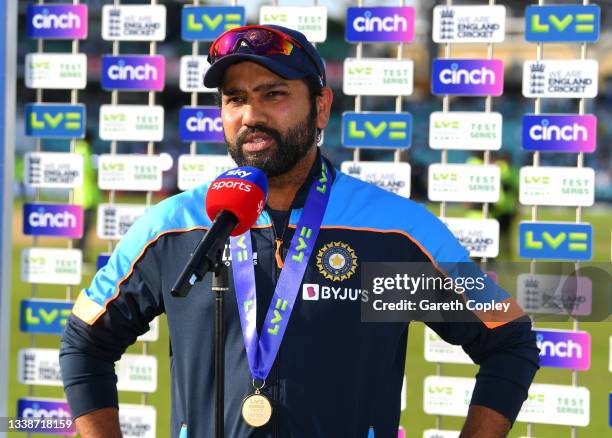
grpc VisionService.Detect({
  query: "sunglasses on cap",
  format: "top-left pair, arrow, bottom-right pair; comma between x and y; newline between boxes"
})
207,25 -> 324,81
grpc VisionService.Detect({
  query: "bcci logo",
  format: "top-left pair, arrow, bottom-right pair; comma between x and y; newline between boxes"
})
316,242 -> 357,282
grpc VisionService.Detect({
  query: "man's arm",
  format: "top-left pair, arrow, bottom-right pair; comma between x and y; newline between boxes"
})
74,407 -> 122,438
461,405 -> 510,438
428,314 -> 540,435
60,224 -> 164,435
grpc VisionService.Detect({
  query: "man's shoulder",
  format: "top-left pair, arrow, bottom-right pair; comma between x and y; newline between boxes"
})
328,169 -> 470,262
122,184 -> 213,244
329,170 -> 430,223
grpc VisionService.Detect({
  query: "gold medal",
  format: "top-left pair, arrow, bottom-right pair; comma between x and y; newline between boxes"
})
241,391 -> 272,427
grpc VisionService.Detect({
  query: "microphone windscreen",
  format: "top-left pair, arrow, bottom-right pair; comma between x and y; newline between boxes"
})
205,166 -> 268,236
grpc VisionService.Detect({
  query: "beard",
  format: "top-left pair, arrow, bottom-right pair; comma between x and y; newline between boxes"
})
225,104 -> 317,177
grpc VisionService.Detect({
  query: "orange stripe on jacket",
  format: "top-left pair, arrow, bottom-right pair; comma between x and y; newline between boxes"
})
73,226 -> 209,325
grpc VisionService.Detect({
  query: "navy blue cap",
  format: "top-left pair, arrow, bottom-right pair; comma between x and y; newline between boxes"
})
204,25 -> 326,88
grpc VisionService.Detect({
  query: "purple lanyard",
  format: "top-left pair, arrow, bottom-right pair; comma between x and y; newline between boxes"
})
230,161 -> 331,380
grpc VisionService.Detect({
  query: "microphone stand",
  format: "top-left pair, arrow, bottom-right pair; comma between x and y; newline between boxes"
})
212,264 -> 228,438
170,213 -> 238,438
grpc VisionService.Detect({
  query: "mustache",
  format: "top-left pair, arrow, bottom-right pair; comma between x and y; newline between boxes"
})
236,125 -> 282,148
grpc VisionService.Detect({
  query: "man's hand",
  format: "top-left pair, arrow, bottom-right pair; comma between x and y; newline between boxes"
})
75,407 -> 122,438
460,405 -> 511,438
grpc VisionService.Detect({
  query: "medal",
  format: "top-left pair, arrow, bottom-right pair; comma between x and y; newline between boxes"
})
231,160 -> 332,427
241,381 -> 273,427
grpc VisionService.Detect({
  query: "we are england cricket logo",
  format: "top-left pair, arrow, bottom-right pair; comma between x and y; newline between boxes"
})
316,241 -> 357,282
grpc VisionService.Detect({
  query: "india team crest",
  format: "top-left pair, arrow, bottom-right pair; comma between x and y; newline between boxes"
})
316,241 -> 357,282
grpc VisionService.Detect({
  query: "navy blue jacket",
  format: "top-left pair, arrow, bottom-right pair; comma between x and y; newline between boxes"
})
60,154 -> 539,437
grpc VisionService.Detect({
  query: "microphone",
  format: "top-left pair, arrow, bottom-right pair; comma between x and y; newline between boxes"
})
171,167 -> 268,297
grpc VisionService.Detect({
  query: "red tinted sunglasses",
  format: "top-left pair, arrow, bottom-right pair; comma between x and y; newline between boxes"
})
208,25 -> 323,79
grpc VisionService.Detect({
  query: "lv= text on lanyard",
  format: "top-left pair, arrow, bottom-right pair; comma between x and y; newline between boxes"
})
230,161 -> 332,427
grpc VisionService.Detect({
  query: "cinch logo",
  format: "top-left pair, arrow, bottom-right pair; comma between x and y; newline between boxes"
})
354,12 -> 407,32
432,59 -> 504,96
33,10 -> 80,29
519,222 -> 592,261
346,7 -> 415,42
20,299 -> 74,335
439,64 -> 495,85
17,398 -> 73,424
23,203 -> 83,238
108,62 -> 157,81
525,5 -> 600,43
536,329 -> 590,370
181,6 -> 246,41
342,112 -> 412,149
25,104 -> 85,138
179,107 -> 224,142
101,56 -> 165,91
27,4 -> 87,39
522,115 -> 596,153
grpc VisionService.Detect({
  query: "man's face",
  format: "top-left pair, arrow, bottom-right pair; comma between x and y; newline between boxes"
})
220,62 -> 317,177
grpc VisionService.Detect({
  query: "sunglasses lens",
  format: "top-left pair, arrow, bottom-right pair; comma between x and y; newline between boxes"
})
211,28 -> 294,59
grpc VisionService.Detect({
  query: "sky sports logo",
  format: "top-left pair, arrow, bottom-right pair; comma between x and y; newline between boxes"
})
179,107 -> 224,142
25,104 -> 85,138
431,59 -> 504,96
342,112 -> 412,149
345,7 -> 415,42
519,222 -> 592,261
26,4 -> 88,39
101,55 -> 165,91
522,114 -> 596,153
525,4 -> 600,43
181,6 -> 246,41
23,203 -> 83,238
536,329 -> 590,371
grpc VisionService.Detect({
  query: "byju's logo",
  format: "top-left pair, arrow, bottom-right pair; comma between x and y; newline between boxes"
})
302,284 -> 364,301
536,329 -> 590,371
25,104 -> 85,138
525,5 -> 600,43
342,112 -> 412,149
180,107 -> 224,142
101,55 -> 165,91
346,7 -> 415,43
27,4 -> 88,39
181,6 -> 245,41
519,222 -> 592,261
522,115 -> 596,153
23,203 -> 83,238
302,284 -> 320,301
20,299 -> 73,335
432,59 -> 504,96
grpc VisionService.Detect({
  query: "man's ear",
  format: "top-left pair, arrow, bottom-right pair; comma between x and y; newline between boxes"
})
316,87 -> 334,130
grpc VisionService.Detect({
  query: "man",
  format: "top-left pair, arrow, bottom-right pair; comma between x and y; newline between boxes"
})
60,25 -> 539,437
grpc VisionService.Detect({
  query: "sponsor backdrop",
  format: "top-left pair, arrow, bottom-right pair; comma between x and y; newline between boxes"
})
8,1 -> 611,437
20,1 -> 162,436
517,3 -> 600,438
427,3 -> 505,436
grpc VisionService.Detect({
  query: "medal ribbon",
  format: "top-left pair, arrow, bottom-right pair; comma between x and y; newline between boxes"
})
230,161 -> 331,380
